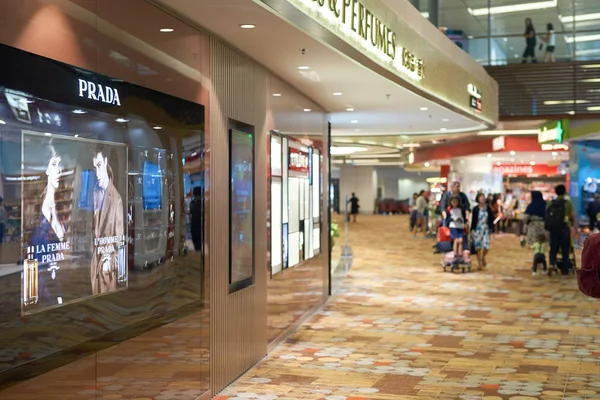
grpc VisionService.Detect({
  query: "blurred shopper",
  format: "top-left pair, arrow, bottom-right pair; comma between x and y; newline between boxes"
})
545,184 -> 574,276
522,17 -> 538,63
524,190 -> 547,245
409,192 -> 418,230
190,186 -> 203,252
471,193 -> 494,270
447,195 -> 467,263
491,194 -> 503,234
413,190 -> 427,238
532,233 -> 548,276
0,196 -> 5,244
501,190 -> 519,233
542,23 -> 556,63
348,193 -> 360,223
440,181 -> 470,222
586,193 -> 600,232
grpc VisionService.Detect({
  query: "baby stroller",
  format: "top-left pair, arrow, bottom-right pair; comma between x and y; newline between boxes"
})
434,226 -> 472,273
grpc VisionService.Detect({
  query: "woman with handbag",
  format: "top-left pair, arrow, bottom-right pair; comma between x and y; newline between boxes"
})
471,193 -> 495,270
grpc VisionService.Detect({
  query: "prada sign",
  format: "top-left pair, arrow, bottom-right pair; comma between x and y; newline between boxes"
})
78,79 -> 121,106
301,0 -> 424,79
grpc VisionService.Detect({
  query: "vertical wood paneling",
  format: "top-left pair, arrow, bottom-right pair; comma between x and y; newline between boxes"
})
209,38 -> 268,396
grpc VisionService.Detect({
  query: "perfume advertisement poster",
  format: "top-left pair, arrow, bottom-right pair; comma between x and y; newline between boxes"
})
22,131 -> 128,314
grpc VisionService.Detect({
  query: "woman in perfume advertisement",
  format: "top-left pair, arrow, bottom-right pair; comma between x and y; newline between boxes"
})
29,144 -> 67,307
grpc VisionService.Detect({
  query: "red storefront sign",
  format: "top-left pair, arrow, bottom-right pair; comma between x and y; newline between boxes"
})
493,164 -> 559,176
289,148 -> 309,174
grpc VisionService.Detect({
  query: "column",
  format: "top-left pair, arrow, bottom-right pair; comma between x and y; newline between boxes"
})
428,0 -> 439,27
450,157 -> 502,203
339,165 -> 377,214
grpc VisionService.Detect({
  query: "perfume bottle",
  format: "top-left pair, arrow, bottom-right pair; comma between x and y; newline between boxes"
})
23,246 -> 39,306
117,235 -> 126,283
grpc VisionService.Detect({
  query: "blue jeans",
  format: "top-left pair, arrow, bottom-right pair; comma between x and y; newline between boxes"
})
549,227 -> 571,275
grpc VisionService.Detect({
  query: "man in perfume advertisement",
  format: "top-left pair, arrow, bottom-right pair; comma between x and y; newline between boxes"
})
90,146 -> 125,295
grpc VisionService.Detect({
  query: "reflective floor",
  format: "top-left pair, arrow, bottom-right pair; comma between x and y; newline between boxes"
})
221,215 -> 598,400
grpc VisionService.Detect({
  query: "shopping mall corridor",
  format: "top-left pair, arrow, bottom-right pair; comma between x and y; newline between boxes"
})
221,215 -> 600,400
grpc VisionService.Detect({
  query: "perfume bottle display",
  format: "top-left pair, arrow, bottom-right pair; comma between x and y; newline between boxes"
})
23,247 -> 39,306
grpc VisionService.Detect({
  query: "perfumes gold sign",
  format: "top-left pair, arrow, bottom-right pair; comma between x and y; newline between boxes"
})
292,0 -> 425,80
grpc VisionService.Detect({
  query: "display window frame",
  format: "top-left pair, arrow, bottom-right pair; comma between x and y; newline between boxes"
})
228,119 -> 255,294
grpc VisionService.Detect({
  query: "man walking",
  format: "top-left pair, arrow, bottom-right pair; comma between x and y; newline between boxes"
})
545,184 -> 574,276
440,181 -> 471,222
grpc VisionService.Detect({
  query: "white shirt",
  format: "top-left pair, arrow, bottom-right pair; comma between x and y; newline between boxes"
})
549,31 -> 556,46
449,208 -> 465,229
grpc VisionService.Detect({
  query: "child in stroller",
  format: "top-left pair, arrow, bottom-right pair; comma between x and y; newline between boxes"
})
439,196 -> 472,272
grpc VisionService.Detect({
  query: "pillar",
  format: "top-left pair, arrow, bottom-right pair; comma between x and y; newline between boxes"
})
339,164 -> 377,214
428,0 -> 439,27
450,157 -> 502,203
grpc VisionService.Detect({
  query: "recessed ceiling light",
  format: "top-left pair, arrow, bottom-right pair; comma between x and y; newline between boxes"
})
424,162 -> 430,167
72,109 -> 87,114
509,150 -> 516,156
160,28 -> 174,33
333,92 -> 342,96
44,132 -> 52,136
240,24 -> 255,29
153,126 -> 163,130
440,128 -> 447,131
487,153 -> 492,158
530,161 -> 536,166
552,151 -> 558,156
468,0 -> 557,16
442,118 -> 449,122
116,118 -> 129,123
0,120 -> 5,125
273,93 -> 282,97
350,120 -> 358,124
420,107 -> 428,111
297,65 -> 310,70
303,108 -> 311,112
346,108 -> 354,112
496,162 -> 501,166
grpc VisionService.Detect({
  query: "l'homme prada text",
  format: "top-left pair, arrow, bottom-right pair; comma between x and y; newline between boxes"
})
78,79 -> 121,106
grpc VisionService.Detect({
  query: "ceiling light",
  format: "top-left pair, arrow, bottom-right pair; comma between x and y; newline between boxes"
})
552,151 -> 558,156
496,162 -> 501,166
581,64 -> 600,69
565,34 -> 600,44
350,120 -> 358,124
442,118 -> 449,122
487,153 -> 492,158
566,111 -> 576,115
330,146 -> 367,156
297,65 -> 310,70
240,24 -> 255,29
346,108 -> 354,112
530,161 -> 536,166
74,134 -> 79,138
478,129 -> 539,136
333,92 -> 342,96
543,100 -> 588,105
44,132 -> 52,136
468,0 -> 557,16
560,13 -> 600,24
160,28 -> 174,33
424,162 -> 430,167
440,128 -> 447,131
402,143 -> 421,148
510,150 -> 516,156
303,108 -> 311,112
0,120 -> 5,125
273,93 -> 282,97
587,106 -> 600,111
581,78 -> 600,83
420,11 -> 430,18
72,109 -> 87,114
116,118 -> 129,123
153,126 -> 163,130
420,107 -> 428,111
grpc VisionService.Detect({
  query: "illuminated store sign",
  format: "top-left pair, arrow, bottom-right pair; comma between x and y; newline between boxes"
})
78,79 -> 121,106
291,0 -> 424,80
538,120 -> 564,144
468,84 -> 482,113
493,164 -> 559,176
289,148 -> 310,174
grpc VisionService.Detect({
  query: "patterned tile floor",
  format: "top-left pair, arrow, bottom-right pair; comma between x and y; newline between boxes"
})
220,215 -> 600,400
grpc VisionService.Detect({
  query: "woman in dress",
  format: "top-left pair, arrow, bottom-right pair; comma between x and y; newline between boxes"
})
30,144 -> 67,307
524,190 -> 547,246
471,193 -> 494,270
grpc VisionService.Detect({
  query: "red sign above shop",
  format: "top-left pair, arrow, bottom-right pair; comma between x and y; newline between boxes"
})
289,148 -> 309,174
493,164 -> 559,176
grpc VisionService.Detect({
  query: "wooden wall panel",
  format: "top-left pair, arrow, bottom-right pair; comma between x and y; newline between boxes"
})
208,38 -> 268,395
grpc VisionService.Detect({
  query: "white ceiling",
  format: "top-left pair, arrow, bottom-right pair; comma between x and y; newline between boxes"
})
156,0 -> 487,138
413,0 -> 600,63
